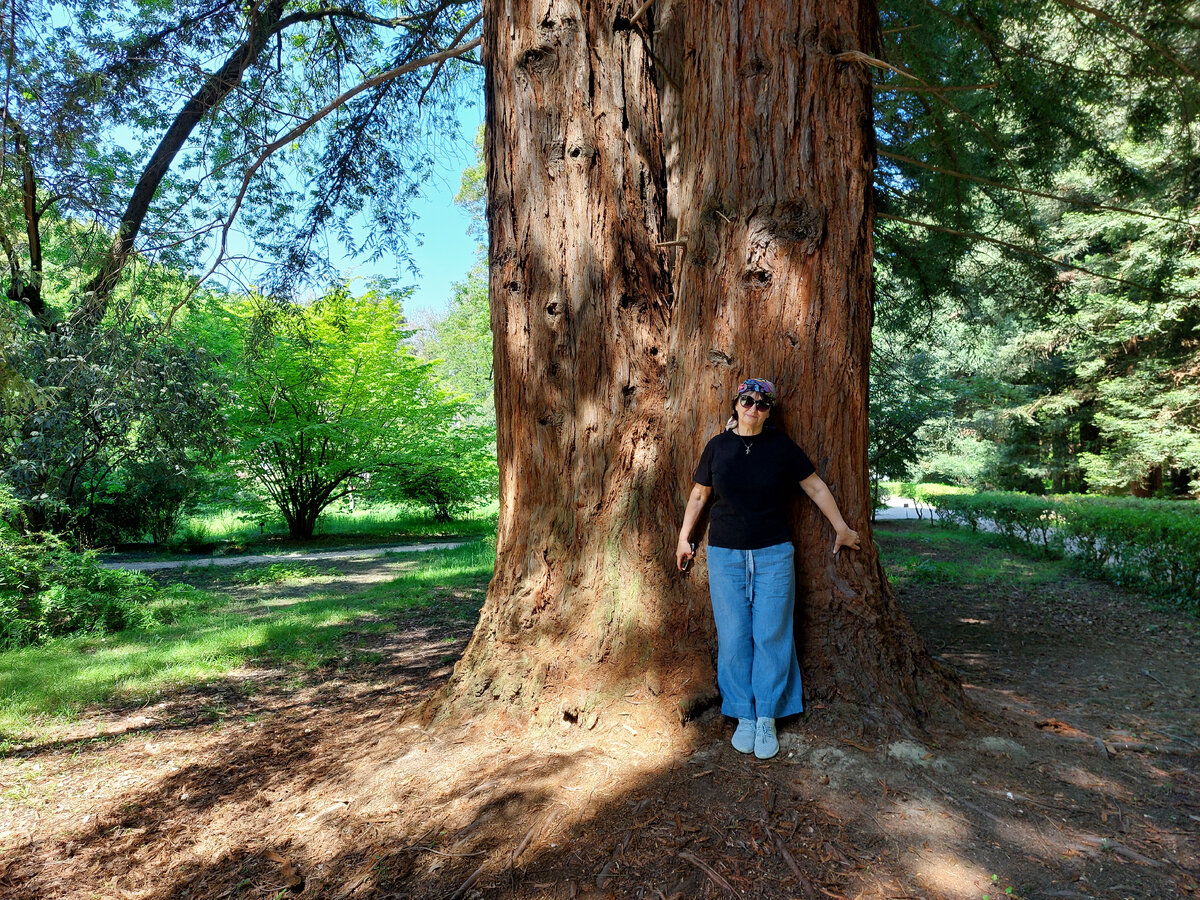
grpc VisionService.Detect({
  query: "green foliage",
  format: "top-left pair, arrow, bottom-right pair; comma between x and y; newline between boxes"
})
0,307 -> 46,434
1054,496 -> 1200,606
885,481 -> 975,520
87,458 -> 201,546
924,489 -> 1200,609
869,332 -> 950,500
387,438 -> 495,523
877,522 -> 1074,591
872,1 -> 1200,496
0,499 -> 168,649
931,492 -> 1061,554
2,0 -> 481,321
407,268 -> 497,522
453,124 -> 488,249
225,284 -> 493,537
1,314 -> 227,543
232,563 -> 334,586
0,540 -> 493,734
170,502 -> 498,553
419,263 -> 493,415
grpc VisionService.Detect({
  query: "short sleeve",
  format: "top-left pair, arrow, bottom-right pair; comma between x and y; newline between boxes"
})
792,441 -> 816,482
693,436 -> 717,485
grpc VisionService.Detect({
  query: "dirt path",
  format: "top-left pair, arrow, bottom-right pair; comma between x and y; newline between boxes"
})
104,540 -> 468,572
2,522 -> 1197,900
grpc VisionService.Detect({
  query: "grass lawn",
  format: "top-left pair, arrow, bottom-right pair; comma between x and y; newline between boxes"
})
874,519 -> 1074,587
0,540 -> 494,745
110,502 -> 500,561
7,519 -> 1178,749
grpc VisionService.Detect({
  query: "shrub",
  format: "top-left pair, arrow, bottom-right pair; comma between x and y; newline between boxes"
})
1054,496 -> 1200,604
83,460 -> 196,546
890,482 -> 973,521
0,523 -> 165,649
921,489 -> 1200,608
932,492 -> 1060,554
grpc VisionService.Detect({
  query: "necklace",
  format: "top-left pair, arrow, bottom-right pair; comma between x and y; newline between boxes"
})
736,431 -> 754,454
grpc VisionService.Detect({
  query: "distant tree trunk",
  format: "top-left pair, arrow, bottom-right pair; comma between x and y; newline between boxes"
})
283,505 -> 320,541
433,0 -> 961,733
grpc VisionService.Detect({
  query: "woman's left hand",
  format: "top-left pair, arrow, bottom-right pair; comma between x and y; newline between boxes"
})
833,526 -> 861,554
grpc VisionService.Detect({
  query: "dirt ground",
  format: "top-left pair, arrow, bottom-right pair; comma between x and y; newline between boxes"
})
1,521 -> 1197,900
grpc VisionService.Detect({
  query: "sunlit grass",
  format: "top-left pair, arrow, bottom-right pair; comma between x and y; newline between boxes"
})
0,541 -> 495,742
876,522 -> 1071,587
126,500 -> 500,560
181,500 -> 499,544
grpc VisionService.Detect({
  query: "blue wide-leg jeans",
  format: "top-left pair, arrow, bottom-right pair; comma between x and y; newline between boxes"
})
706,542 -> 804,719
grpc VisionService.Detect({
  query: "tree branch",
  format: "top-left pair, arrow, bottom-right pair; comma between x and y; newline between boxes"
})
273,1 -> 475,33
1,109 -> 46,321
878,149 -> 1194,227
877,212 -> 1177,296
417,11 -> 484,106
834,50 -> 920,80
74,0 -> 290,332
165,31 -> 483,330
874,82 -> 996,93
1050,0 -> 1199,79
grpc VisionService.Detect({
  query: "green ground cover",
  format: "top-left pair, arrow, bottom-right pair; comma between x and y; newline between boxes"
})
874,521 -> 1074,588
3,519 -> 1165,748
880,486 -> 1200,609
0,541 -> 494,744
114,501 -> 500,560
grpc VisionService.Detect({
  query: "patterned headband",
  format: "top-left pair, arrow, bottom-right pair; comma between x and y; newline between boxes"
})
735,378 -> 777,400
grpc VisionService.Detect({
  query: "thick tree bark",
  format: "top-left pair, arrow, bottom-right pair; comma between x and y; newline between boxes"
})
434,0 -> 961,733
655,0 -> 959,727
433,0 -> 717,729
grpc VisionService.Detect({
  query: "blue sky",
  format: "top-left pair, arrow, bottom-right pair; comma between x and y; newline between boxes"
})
334,103 -> 485,321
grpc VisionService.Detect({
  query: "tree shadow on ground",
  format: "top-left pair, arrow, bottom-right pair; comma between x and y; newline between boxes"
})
2,526 -> 1197,899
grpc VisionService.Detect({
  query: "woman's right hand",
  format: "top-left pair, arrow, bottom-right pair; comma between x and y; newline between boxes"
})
676,535 -> 696,571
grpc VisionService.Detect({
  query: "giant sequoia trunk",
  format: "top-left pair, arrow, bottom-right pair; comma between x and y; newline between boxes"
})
434,0 -> 961,732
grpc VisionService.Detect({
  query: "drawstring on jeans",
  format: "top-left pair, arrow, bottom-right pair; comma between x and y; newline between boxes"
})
745,548 -> 755,607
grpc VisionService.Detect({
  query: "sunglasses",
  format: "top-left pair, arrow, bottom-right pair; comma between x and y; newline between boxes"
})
738,395 -> 773,411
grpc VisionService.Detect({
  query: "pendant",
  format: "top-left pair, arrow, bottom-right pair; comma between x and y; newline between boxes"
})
744,446 -> 751,455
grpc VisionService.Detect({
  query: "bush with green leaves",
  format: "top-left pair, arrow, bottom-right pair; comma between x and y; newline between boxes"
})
889,482 -> 971,521
386,428 -> 497,523
225,285 -> 495,538
931,492 -> 1060,554
921,489 -> 1200,608
82,459 -> 200,546
1054,496 -> 1200,605
3,319 -> 226,544
0,525 -> 164,649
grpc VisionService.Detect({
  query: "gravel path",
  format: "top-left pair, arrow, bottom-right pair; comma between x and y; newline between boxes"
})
104,540 -> 469,572
873,496 -> 933,521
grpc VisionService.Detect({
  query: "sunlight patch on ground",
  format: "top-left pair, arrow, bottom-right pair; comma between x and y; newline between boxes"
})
903,848 -> 995,900
1054,765 -> 1135,800
887,740 -> 955,772
945,651 -> 995,669
882,797 -> 969,842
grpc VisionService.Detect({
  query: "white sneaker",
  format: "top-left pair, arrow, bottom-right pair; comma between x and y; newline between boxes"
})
731,718 -> 755,753
754,717 -> 778,759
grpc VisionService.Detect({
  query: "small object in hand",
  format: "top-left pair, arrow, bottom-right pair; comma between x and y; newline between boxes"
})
681,542 -> 696,571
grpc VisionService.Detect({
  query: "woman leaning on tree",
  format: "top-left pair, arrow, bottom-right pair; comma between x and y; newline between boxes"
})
676,378 -> 861,759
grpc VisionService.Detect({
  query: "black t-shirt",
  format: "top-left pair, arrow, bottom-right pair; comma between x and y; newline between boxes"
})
693,429 -> 816,550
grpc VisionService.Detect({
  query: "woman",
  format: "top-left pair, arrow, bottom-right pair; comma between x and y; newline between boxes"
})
675,378 -> 860,759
